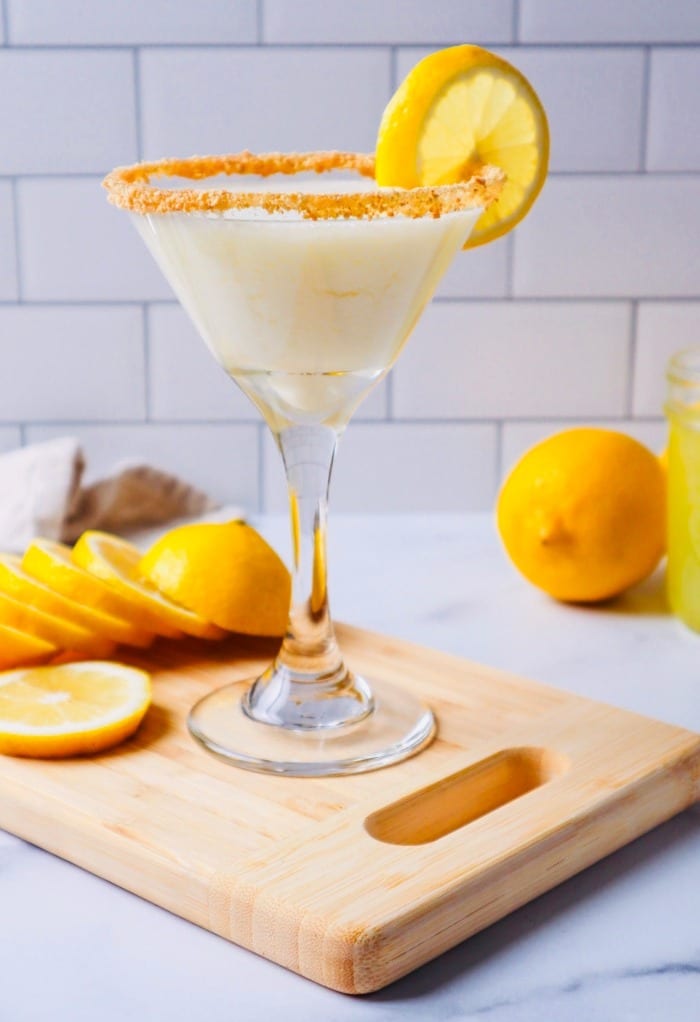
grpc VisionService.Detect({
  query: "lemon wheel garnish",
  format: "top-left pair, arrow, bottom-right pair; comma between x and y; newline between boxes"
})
376,44 -> 549,248
72,531 -> 226,641
0,661 -> 151,758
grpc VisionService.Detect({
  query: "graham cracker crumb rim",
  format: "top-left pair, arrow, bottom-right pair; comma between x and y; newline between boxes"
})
102,151 -> 505,220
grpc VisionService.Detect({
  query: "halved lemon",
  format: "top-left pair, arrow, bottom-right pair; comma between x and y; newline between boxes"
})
72,531 -> 226,641
375,45 -> 549,247
0,661 -> 151,758
140,520 -> 290,637
22,540 -> 154,649
0,553 -> 151,650
0,623 -> 56,669
0,589 -> 115,659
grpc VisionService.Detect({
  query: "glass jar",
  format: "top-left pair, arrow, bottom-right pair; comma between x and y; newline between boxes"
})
666,348 -> 700,631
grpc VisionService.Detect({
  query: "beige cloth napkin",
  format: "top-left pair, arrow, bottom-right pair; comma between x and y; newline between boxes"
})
0,437 -> 222,553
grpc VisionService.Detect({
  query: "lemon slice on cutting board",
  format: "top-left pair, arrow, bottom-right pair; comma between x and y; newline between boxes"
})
375,44 -> 549,248
0,589 -> 115,659
0,661 -> 151,758
0,553 -> 156,650
72,531 -> 226,641
0,623 -> 56,669
22,540 -> 154,649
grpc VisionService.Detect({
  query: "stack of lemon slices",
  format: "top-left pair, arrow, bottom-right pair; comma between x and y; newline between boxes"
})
0,45 -> 548,758
0,521 -> 289,758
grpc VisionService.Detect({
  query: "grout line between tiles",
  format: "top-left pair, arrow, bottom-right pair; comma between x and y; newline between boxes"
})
495,420 -> 504,484
0,296 -> 699,309
512,0 -> 521,43
389,45 -> 398,91
2,41 -> 700,51
142,304 -> 151,420
13,415 -> 666,429
625,301 -> 639,416
433,295 -> 700,304
639,46 -> 652,171
517,169 -> 699,177
256,0 -> 264,44
132,48 -> 143,161
0,299 -> 148,308
18,418 -> 263,428
4,170 -> 700,181
9,177 -> 23,301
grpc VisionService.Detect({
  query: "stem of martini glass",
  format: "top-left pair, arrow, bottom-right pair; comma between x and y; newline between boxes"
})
242,422 -> 374,731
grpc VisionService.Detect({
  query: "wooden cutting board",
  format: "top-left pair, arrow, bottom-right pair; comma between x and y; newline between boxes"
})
0,625 -> 698,994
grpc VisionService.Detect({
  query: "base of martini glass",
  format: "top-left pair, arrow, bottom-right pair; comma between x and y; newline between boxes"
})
186,423 -> 437,777
187,674 -> 435,777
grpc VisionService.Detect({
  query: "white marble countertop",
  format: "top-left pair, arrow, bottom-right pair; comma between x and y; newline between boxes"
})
1,513 -> 698,1021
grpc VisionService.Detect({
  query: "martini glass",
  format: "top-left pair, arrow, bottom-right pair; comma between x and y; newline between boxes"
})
104,152 -> 502,776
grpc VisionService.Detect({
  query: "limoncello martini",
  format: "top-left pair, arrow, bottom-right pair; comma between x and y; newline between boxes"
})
103,151 -> 504,775
122,153 -> 499,432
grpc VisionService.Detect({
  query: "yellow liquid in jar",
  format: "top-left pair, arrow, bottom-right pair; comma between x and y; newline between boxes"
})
667,410 -> 700,630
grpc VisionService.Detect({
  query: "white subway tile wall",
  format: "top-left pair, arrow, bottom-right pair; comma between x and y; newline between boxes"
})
0,50 -> 137,174
139,48 -> 390,157
147,304 -> 256,422
0,306 -> 145,421
512,177 -> 700,298
0,182 -> 18,299
262,1 -> 515,45
647,49 -> 700,171
26,423 -> 261,507
396,46 -> 646,172
17,178 -> 173,301
501,419 -> 667,475
7,0 -> 258,45
392,302 -> 630,419
262,424 -> 498,513
0,2 -> 697,511
634,303 -> 700,417
518,1 -> 700,44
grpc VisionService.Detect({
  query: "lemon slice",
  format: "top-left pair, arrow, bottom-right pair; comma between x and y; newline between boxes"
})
72,531 -> 226,641
375,44 -> 549,248
0,589 -> 115,659
0,661 -> 151,758
140,520 -> 290,637
0,623 -> 56,669
0,553 -> 157,650
22,540 -> 154,649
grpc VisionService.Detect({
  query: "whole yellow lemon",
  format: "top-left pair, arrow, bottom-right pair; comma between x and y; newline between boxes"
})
497,428 -> 666,603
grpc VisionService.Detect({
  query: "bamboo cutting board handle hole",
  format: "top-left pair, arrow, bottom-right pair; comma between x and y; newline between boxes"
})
364,746 -> 570,846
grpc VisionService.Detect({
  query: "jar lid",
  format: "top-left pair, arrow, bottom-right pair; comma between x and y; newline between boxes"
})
667,347 -> 700,386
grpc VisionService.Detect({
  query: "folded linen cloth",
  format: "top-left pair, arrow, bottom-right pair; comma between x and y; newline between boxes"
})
0,437 -> 221,553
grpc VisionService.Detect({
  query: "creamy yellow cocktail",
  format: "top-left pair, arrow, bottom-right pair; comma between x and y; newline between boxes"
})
103,41 -> 547,777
